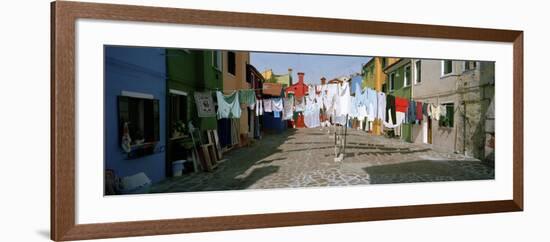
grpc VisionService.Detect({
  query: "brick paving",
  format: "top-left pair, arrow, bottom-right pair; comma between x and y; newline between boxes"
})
150,128 -> 494,193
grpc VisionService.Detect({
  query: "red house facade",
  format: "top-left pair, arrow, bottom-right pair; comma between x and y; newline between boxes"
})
285,72 -> 309,98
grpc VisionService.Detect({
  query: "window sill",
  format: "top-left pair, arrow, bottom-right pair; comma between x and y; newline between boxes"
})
440,73 -> 459,79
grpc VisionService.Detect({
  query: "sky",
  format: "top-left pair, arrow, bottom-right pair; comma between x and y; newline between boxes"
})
250,52 -> 371,85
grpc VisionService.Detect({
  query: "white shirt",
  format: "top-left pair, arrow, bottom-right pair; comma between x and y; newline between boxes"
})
377,91 -> 386,121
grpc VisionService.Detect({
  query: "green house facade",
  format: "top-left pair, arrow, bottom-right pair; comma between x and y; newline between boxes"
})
383,59 -> 413,142
166,49 -> 223,131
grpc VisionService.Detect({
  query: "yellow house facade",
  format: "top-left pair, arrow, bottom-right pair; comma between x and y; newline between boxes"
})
362,57 -> 400,135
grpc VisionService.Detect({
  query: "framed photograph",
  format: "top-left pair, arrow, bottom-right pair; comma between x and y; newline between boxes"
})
51,1 -> 523,241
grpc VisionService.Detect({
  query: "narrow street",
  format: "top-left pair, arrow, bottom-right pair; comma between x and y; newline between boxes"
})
151,128 -> 494,193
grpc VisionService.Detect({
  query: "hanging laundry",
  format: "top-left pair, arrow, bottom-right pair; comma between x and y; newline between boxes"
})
193,91 -> 216,118
407,100 -> 416,123
395,96 -> 409,113
416,101 -> 423,122
271,97 -> 283,112
349,96 -> 358,118
386,94 -> 396,125
238,89 -> 256,109
230,119 -> 240,145
431,104 -> 441,120
324,83 -> 338,114
255,99 -> 263,116
377,91 -> 386,121
216,91 -> 241,119
336,82 -> 351,117
366,88 -> 377,121
274,111 -> 281,118
357,104 -> 368,120
355,85 -> 369,107
263,98 -> 273,112
440,104 -> 447,117
304,101 -> 321,128
294,96 -> 305,112
282,97 -> 294,120
422,103 -> 429,117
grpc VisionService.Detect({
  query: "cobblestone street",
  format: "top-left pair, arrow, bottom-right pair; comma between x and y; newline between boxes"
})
151,128 -> 494,193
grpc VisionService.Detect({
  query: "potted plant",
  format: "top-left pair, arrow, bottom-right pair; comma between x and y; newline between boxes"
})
172,120 -> 186,138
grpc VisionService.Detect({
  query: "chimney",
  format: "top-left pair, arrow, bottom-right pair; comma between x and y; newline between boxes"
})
320,77 -> 326,85
297,72 -> 305,84
288,68 -> 293,85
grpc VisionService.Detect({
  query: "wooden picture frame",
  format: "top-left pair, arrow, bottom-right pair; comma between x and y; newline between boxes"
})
51,1 -> 523,241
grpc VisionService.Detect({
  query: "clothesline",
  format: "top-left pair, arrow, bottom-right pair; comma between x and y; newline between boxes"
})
196,81 -> 453,131
202,87 -> 263,92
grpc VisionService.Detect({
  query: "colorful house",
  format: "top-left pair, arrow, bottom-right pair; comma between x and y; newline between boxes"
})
361,57 -> 400,134
262,68 -> 293,88
285,72 -> 309,98
410,59 -> 495,161
362,57 -> 400,91
383,58 -> 414,142
222,50 -> 251,146
165,49 -> 223,175
165,49 -> 222,131
104,46 -> 167,184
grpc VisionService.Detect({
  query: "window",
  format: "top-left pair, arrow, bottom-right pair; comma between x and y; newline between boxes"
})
213,51 -> 222,71
442,60 -> 453,75
227,51 -> 236,75
118,96 -> 160,146
404,64 -> 411,86
464,61 -> 477,71
414,60 -> 422,84
439,103 -> 454,128
389,72 -> 395,91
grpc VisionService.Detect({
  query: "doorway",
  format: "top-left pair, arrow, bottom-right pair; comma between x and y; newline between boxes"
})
166,90 -> 188,177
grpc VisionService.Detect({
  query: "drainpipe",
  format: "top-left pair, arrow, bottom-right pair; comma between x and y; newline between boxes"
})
410,59 -> 414,143
462,100 -> 466,155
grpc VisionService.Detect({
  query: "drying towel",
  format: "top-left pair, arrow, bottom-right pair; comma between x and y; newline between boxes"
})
283,97 -> 294,120
295,96 -> 305,112
216,91 -> 241,119
377,91 -> 386,121
395,97 -> 409,113
238,89 -> 256,108
416,101 -> 423,121
256,99 -> 263,116
263,98 -> 273,112
271,98 -> 283,112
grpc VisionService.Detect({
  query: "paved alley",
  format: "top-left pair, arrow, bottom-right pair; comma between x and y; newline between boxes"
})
151,128 -> 494,193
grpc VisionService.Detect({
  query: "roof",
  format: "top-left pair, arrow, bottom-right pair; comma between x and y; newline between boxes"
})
247,64 -> 265,82
383,58 -> 409,73
363,57 -> 376,68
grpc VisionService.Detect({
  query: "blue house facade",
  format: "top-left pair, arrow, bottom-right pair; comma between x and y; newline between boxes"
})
104,46 -> 167,184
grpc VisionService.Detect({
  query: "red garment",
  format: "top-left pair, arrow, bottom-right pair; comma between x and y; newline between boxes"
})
416,101 -> 423,121
395,97 -> 409,113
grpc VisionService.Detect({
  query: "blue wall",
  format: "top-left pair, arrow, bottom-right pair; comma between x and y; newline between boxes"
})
104,46 -> 167,184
